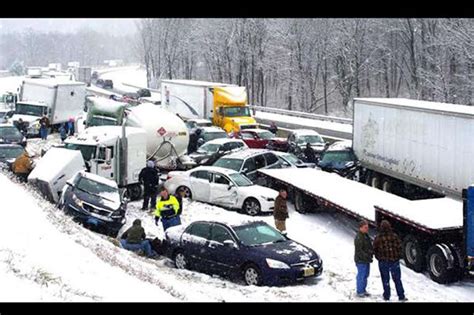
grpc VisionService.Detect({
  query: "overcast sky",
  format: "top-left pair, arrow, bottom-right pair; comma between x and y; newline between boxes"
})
0,18 -> 139,36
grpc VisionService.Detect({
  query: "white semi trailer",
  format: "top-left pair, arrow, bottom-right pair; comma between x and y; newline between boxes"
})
352,98 -> 474,199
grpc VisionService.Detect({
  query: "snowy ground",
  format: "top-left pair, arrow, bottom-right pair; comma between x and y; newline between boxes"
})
1,168 -> 473,301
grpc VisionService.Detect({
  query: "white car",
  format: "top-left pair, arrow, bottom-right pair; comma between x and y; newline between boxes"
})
164,166 -> 278,216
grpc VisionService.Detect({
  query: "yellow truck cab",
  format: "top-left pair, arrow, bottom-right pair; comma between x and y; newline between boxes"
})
161,80 -> 257,133
211,86 -> 256,133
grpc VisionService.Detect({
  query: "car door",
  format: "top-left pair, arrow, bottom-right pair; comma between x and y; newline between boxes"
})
207,224 -> 241,275
209,172 -> 239,208
189,170 -> 211,202
181,222 -> 212,270
242,157 -> 257,181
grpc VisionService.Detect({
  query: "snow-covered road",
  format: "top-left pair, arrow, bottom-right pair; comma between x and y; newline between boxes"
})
1,171 -> 473,302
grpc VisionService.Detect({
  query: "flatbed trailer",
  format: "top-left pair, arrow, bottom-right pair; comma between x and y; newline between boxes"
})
258,168 -> 473,284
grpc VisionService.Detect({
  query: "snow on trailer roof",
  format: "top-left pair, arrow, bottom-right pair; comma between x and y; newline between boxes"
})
260,168 -> 463,230
78,170 -> 118,188
23,78 -> 85,87
375,197 -> 463,231
354,98 -> 474,117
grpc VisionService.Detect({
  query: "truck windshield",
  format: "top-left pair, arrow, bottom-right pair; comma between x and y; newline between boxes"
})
64,143 -> 96,162
88,116 -> 118,127
222,106 -> 251,117
15,103 -> 46,117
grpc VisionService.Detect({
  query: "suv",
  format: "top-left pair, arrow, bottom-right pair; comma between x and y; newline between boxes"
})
287,129 -> 327,159
58,171 -> 127,237
213,149 -> 281,184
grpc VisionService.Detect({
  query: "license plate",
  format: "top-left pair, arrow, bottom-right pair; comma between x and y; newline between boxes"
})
303,266 -> 315,277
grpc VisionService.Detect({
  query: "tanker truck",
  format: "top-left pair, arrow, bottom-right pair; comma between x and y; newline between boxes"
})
63,101 -> 192,200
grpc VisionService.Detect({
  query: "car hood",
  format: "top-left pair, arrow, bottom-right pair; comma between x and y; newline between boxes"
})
238,185 -> 278,199
253,240 -> 319,264
12,114 -> 41,123
75,189 -> 121,211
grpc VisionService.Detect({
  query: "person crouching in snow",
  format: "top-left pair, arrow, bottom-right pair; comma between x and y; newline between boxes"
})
155,187 -> 181,231
120,219 -> 157,258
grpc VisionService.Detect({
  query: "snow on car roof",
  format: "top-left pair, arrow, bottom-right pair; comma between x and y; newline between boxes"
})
259,168 -> 463,230
204,138 -> 246,145
354,98 -> 474,117
326,140 -> 352,151
200,126 -> 226,133
241,128 -> 272,134
190,166 -> 240,176
291,129 -> 322,136
220,148 -> 271,160
78,170 -> 118,188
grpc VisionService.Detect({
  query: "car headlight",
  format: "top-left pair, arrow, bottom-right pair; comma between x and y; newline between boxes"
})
266,258 -> 290,269
72,194 -> 83,207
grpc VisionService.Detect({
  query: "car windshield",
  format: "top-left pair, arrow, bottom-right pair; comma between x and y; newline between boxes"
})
296,135 -> 323,145
64,143 -> 96,162
257,131 -> 274,140
15,103 -> 45,117
229,173 -> 253,187
222,106 -> 251,117
197,143 -> 220,154
0,126 -> 22,138
88,116 -> 118,127
213,158 -> 243,172
320,150 -> 354,163
282,153 -> 303,165
0,146 -> 24,159
76,177 -> 118,196
233,222 -> 286,246
203,131 -> 227,142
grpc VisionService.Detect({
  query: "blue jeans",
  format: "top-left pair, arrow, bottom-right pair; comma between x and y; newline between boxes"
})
378,260 -> 405,300
161,216 -> 181,231
356,263 -> 370,294
40,126 -> 48,140
120,239 -> 155,257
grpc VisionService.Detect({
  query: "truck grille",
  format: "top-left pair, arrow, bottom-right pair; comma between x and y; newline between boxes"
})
82,202 -> 111,217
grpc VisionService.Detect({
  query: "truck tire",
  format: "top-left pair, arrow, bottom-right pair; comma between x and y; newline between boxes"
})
426,244 -> 457,284
381,178 -> 392,193
402,235 -> 425,272
370,174 -> 381,189
127,184 -> 143,201
294,190 -> 309,214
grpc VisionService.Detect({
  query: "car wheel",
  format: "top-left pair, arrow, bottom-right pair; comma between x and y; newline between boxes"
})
177,186 -> 192,199
242,198 -> 261,216
243,264 -> 263,286
174,250 -> 189,270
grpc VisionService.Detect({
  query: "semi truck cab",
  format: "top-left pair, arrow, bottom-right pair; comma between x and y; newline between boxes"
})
12,101 -> 49,136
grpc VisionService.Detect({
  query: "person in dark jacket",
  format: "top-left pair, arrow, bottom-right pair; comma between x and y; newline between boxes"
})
39,115 -> 49,140
373,220 -> 407,301
174,187 -> 186,216
354,220 -> 373,297
138,160 -> 160,210
273,188 -> 289,234
269,122 -> 278,135
120,219 -> 156,257
59,123 -> 68,142
67,118 -> 75,136
303,142 -> 317,163
16,118 -> 27,136
187,128 -> 202,154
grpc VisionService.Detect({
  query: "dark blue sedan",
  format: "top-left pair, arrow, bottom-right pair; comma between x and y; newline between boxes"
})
165,220 -> 323,286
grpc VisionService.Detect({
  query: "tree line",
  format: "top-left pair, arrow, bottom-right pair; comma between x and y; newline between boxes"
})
136,18 -> 473,116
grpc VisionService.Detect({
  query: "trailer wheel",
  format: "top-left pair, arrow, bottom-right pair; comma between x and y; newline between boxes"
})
371,175 -> 381,189
402,235 -> 425,272
294,190 -> 309,214
381,178 -> 392,193
426,244 -> 456,284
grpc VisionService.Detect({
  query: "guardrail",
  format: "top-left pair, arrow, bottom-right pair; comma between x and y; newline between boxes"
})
249,105 -> 352,125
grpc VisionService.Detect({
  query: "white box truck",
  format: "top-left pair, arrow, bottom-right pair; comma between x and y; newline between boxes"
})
11,79 -> 86,136
352,98 -> 474,199
75,67 -> 92,86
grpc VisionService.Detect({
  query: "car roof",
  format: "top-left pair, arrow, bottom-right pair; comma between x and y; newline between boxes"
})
189,166 -> 240,176
219,148 -> 272,160
272,151 -> 294,157
240,128 -> 271,134
326,140 -> 353,151
188,219 -> 264,229
200,126 -> 226,133
291,129 -> 321,136
202,138 -> 245,145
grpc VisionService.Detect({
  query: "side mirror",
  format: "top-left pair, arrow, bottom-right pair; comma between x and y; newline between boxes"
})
223,240 -> 237,248
105,148 -> 112,161
66,180 -> 74,187
227,183 -> 235,190
242,168 -> 248,174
